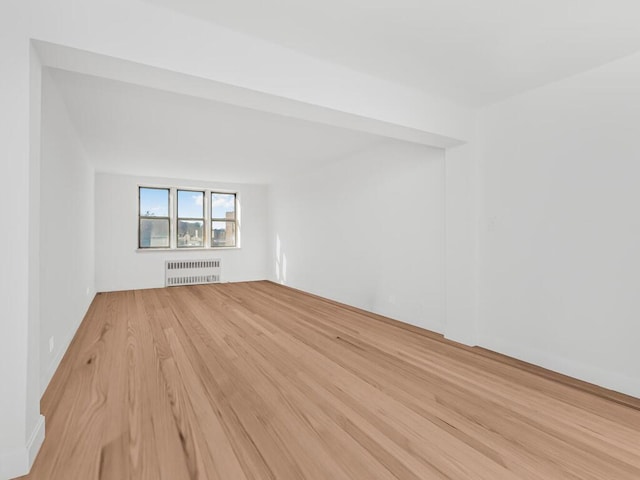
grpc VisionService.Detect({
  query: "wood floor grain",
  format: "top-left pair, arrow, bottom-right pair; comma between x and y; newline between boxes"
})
18,281 -> 640,479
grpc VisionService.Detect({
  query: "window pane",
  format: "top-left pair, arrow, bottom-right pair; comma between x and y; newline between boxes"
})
212,221 -> 236,247
212,193 -> 235,220
178,220 -> 204,247
140,218 -> 169,247
178,190 -> 204,218
140,187 -> 169,217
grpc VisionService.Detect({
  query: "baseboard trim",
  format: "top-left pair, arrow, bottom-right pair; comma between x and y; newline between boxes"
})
0,414 -> 45,480
444,329 -> 477,347
40,292 -> 96,395
265,280 -> 448,340
41,318 -> 83,395
26,415 -> 45,472
265,281 -> 639,402
478,334 -> 640,400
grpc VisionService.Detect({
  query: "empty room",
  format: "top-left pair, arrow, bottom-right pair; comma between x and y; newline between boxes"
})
2,1 -> 640,479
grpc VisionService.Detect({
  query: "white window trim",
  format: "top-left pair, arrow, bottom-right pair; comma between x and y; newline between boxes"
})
137,184 -> 240,251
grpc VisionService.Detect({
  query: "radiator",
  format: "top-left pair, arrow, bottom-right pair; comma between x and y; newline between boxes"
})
165,259 -> 221,287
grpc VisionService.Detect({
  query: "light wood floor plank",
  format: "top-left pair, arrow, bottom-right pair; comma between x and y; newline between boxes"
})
17,281 -> 640,480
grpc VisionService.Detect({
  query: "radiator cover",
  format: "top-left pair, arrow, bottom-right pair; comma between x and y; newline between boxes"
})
165,259 -> 221,287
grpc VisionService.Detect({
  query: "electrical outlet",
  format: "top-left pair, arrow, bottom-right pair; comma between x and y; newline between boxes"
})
49,336 -> 54,353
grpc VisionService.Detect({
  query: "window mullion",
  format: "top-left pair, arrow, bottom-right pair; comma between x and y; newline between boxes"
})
205,189 -> 210,248
170,188 -> 176,249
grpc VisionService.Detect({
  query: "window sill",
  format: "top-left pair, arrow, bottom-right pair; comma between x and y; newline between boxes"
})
136,247 -> 240,252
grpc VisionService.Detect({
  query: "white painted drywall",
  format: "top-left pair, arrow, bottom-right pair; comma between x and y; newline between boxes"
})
268,141 -> 446,333
39,70 -> 96,394
0,3 -> 45,476
48,68 -> 388,184
95,173 -> 269,292
29,0 -> 473,143
477,51 -> 640,397
147,0 -> 640,107
444,138 -> 480,346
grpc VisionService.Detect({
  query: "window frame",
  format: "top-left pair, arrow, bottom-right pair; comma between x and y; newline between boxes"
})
176,189 -> 206,248
211,192 -> 238,248
138,187 -> 171,249
137,185 -> 240,251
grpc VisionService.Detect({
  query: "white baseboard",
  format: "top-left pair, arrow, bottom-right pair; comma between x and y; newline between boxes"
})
40,292 -> 95,395
444,328 -> 477,347
41,321 -> 80,395
478,334 -> 640,399
0,414 -> 45,480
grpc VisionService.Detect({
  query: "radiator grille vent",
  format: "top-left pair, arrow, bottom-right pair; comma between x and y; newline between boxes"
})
167,259 -> 220,270
165,259 -> 221,287
167,274 -> 220,286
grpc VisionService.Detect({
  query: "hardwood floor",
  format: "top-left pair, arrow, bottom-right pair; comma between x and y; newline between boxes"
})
18,281 -> 640,479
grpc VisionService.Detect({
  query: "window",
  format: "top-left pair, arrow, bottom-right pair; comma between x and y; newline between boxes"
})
211,192 -> 237,247
177,190 -> 204,247
138,186 -> 239,250
139,187 -> 170,248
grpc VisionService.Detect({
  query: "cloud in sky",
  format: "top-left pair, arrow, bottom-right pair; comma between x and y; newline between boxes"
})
212,193 -> 235,218
212,195 -> 234,209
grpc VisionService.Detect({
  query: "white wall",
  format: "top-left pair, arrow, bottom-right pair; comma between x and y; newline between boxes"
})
268,141 -> 446,333
477,51 -> 640,398
444,137 -> 480,346
95,173 -> 269,292
39,70 -> 96,394
0,4 -> 45,475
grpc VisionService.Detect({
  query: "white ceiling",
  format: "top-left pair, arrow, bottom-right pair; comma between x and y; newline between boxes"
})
148,0 -> 640,106
49,68 -> 394,183
47,2 -> 640,183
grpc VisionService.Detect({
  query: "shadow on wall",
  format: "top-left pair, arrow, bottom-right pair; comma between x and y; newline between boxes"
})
274,234 -> 287,284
